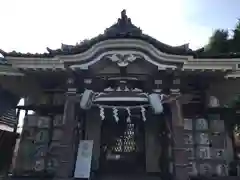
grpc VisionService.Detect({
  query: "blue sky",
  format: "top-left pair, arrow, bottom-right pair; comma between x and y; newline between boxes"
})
0,0 -> 239,53
190,0 -> 240,29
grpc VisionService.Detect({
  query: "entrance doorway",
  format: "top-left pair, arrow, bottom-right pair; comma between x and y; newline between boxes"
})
100,110 -> 145,174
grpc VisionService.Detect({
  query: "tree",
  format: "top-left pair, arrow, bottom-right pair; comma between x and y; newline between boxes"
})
231,19 -> 240,52
204,19 -> 240,54
205,29 -> 229,53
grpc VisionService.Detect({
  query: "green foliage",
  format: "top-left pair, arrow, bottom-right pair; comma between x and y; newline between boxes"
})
205,19 -> 240,53
205,29 -> 229,53
231,20 -> 240,52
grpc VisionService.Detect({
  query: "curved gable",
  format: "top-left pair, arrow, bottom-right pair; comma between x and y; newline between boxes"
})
48,10 -> 192,57
63,39 -> 191,70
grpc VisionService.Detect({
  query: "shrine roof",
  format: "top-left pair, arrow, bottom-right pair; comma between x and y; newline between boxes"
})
1,10 -> 240,60
0,10 -> 195,58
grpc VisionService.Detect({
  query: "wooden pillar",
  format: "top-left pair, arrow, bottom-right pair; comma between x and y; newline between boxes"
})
145,113 -> 161,173
54,78 -> 77,180
171,99 -> 188,180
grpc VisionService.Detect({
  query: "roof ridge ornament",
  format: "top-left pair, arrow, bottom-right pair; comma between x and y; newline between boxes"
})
104,9 -> 142,37
105,52 -> 142,67
119,9 -> 130,26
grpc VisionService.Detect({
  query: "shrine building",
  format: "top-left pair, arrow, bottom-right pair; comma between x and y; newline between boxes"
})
0,10 -> 240,180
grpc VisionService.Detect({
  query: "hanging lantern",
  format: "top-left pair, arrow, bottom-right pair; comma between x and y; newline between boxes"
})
80,89 -> 94,110
148,93 -> 163,114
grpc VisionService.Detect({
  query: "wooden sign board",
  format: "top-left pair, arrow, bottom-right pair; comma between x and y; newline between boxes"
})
74,140 -> 94,179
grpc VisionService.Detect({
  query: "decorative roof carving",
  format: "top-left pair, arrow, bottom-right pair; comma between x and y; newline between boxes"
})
104,9 -> 142,37
105,53 -> 142,67
104,86 -> 143,92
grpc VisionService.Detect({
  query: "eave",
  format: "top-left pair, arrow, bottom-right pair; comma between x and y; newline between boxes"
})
225,71 -> 240,78
3,53 -> 240,76
4,47 -> 240,74
0,64 -> 24,76
3,55 -> 240,79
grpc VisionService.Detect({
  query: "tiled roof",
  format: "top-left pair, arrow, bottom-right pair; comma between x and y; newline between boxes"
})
0,10 -> 193,58
0,10 -> 239,59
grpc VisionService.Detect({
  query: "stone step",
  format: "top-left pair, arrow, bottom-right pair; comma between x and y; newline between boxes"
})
96,174 -> 160,180
7,175 -> 159,180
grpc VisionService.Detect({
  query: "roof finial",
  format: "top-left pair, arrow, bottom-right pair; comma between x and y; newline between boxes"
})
121,9 -> 127,20
118,9 -> 131,25
104,9 -> 142,36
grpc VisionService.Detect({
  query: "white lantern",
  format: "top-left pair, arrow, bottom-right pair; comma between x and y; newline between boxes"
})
80,89 -> 94,110
148,93 -> 163,114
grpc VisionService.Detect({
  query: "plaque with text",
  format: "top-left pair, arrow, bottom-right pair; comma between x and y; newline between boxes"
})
74,140 -> 94,178
199,163 -> 212,175
197,146 -> 211,159
196,118 -> 208,130
196,133 -> 210,145
210,120 -> 225,132
184,118 -> 193,130
184,133 -> 193,145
